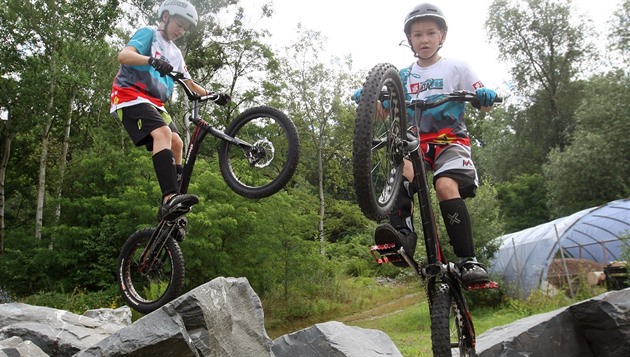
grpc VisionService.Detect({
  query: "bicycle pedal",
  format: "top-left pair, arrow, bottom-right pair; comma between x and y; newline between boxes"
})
370,243 -> 403,265
163,204 -> 193,222
370,242 -> 397,251
465,281 -> 500,291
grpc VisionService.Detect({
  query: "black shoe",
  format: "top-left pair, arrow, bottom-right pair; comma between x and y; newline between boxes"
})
459,260 -> 490,286
158,193 -> 199,222
374,223 -> 417,267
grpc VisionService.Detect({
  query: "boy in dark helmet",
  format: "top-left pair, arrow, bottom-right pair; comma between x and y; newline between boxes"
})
353,3 -> 498,286
111,0 -> 230,222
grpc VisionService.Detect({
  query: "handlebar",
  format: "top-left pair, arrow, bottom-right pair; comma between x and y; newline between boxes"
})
167,71 -> 222,104
408,90 -> 503,111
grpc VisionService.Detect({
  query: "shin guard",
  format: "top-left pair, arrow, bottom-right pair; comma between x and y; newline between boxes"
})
152,149 -> 178,198
439,198 -> 474,258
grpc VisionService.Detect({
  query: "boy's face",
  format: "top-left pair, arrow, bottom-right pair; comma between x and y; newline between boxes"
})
407,19 -> 446,60
164,14 -> 193,41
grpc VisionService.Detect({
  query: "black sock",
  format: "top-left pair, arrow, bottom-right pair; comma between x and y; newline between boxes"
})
439,198 -> 474,258
152,149 -> 178,199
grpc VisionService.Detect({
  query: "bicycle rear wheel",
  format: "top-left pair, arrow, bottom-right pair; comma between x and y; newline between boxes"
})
353,63 -> 407,221
219,106 -> 300,199
428,280 -> 476,357
117,228 -> 185,314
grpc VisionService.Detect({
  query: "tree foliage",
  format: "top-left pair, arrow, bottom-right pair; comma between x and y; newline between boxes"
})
486,0 -> 590,150
610,0 -> 630,66
543,71 -> 630,217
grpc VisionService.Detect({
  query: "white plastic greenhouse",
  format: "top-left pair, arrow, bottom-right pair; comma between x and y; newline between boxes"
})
489,198 -> 630,298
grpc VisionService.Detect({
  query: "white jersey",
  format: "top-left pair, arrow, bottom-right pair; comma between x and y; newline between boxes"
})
400,58 -> 484,145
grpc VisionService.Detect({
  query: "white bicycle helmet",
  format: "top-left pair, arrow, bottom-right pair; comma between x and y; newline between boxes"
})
158,0 -> 198,27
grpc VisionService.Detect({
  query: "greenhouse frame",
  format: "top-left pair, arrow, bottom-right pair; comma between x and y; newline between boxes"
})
489,198 -> 630,298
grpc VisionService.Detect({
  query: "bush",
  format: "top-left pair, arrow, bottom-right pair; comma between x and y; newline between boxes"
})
20,286 -> 122,314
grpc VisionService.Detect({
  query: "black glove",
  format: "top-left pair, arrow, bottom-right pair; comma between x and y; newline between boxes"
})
148,57 -> 173,77
207,91 -> 231,106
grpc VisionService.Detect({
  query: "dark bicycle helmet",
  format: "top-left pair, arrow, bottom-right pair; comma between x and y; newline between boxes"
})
403,3 -> 448,35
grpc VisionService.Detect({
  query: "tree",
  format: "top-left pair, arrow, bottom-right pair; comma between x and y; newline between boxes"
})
486,0 -> 591,151
610,0 -> 630,67
496,173 -> 549,232
544,72 -> 630,217
0,0 -> 118,240
483,0 -> 594,228
276,27 -> 360,255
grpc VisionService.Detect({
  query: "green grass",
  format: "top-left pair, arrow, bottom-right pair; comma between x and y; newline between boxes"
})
264,275 -> 608,357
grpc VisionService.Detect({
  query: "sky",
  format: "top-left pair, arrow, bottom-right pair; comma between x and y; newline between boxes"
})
235,0 -> 621,92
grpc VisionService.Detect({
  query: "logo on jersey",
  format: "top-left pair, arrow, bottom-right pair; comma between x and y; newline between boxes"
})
410,78 -> 444,94
435,134 -> 453,144
472,81 -> 484,90
153,51 -> 167,62
463,159 -> 474,167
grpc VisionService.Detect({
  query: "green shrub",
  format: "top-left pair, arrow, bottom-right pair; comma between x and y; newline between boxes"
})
20,286 -> 121,314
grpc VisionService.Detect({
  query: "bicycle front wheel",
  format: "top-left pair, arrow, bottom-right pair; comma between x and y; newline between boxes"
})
353,63 -> 407,221
117,228 -> 185,314
428,281 -> 476,357
219,106 -> 300,199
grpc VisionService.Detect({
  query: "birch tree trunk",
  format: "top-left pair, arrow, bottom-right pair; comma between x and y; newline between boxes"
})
35,55 -> 57,240
317,143 -> 325,255
0,114 -> 13,255
54,93 -> 74,222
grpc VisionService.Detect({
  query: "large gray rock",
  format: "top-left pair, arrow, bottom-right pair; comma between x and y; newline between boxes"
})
82,307 -> 131,327
475,307 -> 592,357
76,276 -> 273,357
569,289 -> 630,357
0,303 -> 129,357
475,288 -> 630,356
0,336 -> 49,357
272,320 -> 402,357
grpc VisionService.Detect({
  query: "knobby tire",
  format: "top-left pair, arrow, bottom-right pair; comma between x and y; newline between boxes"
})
429,281 -> 476,357
117,228 -> 185,314
219,106 -> 299,199
353,63 -> 407,221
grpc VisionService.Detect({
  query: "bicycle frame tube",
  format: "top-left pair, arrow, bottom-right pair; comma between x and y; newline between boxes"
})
409,107 -> 446,265
177,99 -> 258,194
179,120 -> 208,194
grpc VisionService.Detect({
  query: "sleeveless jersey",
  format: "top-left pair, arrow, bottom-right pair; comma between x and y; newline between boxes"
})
110,26 -> 191,113
399,58 -> 484,146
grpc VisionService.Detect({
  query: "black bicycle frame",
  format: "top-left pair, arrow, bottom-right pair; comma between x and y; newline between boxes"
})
172,75 -> 255,195
406,101 -> 447,268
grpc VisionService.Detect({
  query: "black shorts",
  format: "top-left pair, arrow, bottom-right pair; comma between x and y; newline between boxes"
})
116,103 -> 180,152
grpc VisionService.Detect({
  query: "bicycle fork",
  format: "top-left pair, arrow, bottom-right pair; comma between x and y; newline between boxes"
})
138,222 -> 178,274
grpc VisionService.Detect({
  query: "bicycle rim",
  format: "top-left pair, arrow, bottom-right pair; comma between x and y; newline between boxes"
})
428,280 -> 476,357
219,106 -> 300,199
353,63 -> 406,221
117,228 -> 185,314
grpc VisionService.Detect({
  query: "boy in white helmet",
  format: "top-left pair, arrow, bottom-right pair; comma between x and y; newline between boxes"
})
111,0 -> 230,222
353,3 -> 498,286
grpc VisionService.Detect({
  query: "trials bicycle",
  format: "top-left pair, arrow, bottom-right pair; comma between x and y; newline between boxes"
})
117,72 -> 300,314
353,63 -> 499,357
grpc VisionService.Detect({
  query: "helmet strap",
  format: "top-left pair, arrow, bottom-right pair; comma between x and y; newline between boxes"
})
159,12 -> 172,41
